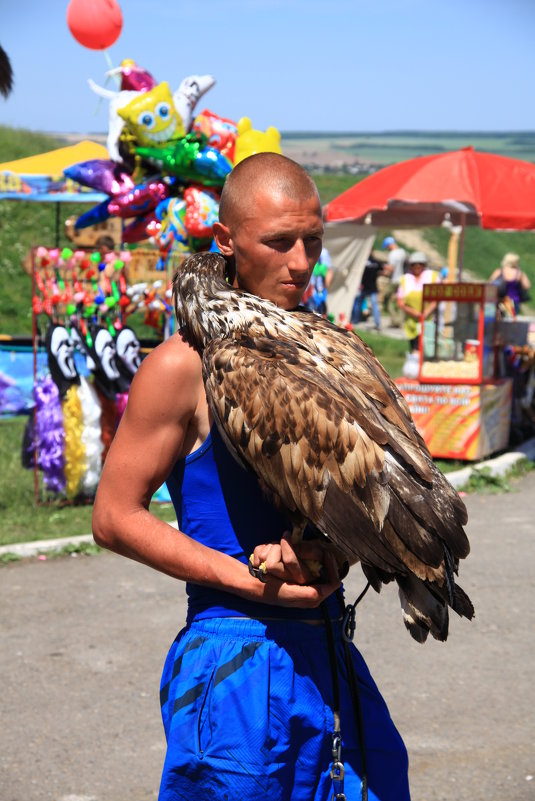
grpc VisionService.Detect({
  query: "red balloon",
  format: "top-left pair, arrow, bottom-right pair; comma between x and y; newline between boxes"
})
67,0 -> 123,51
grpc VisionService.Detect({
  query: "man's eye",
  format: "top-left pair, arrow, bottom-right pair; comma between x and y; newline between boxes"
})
267,238 -> 291,251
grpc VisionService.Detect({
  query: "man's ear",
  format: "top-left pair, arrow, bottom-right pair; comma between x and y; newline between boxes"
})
212,221 -> 234,257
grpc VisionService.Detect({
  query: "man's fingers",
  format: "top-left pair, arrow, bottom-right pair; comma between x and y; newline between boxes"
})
252,543 -> 280,568
280,537 -> 312,585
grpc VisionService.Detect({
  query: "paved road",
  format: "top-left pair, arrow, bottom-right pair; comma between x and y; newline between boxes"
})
2,474 -> 535,801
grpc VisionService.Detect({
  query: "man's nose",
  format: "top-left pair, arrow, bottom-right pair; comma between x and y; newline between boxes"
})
288,240 -> 311,273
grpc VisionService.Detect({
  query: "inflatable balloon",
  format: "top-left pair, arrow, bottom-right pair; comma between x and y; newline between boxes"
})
192,109 -> 238,163
107,179 -> 170,218
66,0 -> 123,51
184,185 -> 220,238
106,58 -> 156,92
64,159 -> 135,196
89,73 -> 216,162
136,134 -> 232,187
74,199 -> 111,230
153,198 -> 190,268
172,74 -> 216,132
122,212 -> 159,244
117,82 -> 185,150
234,117 -> 282,165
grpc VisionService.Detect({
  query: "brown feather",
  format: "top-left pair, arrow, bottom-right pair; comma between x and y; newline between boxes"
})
174,252 -> 474,642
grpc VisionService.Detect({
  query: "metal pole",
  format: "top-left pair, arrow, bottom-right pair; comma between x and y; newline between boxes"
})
457,213 -> 466,282
31,247 -> 39,505
55,202 -> 60,248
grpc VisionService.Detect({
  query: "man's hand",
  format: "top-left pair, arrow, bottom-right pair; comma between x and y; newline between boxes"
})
248,532 -> 348,608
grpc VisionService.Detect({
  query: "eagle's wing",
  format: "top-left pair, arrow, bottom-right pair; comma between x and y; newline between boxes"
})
202,325 -> 473,641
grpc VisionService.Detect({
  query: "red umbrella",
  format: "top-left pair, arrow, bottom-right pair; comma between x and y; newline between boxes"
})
324,147 -> 535,230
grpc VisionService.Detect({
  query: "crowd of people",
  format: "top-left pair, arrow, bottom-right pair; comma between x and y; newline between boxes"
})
312,237 -> 531,355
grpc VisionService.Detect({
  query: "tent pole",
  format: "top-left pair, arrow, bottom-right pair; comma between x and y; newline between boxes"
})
55,202 -> 60,248
31,247 -> 39,506
457,213 -> 466,281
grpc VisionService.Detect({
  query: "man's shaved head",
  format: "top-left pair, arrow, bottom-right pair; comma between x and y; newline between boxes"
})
219,152 -> 320,229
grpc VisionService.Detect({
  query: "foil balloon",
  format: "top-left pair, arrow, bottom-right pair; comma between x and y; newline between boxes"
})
64,159 -> 135,196
107,58 -> 156,92
74,199 -> 111,230
89,73 -> 215,162
234,117 -> 282,165
66,0 -> 123,51
172,74 -> 216,132
117,82 -> 185,149
184,185 -> 220,238
154,198 -> 190,267
136,134 -> 232,187
192,109 -> 237,163
122,212 -> 159,244
107,179 -> 170,218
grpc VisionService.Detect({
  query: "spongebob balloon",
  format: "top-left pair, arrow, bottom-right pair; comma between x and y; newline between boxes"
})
233,117 -> 282,165
117,82 -> 185,151
89,71 -> 215,162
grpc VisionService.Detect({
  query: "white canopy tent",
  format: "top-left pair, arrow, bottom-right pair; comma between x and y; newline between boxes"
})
322,222 -> 377,321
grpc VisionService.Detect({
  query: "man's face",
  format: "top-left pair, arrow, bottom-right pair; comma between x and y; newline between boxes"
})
218,189 -> 323,310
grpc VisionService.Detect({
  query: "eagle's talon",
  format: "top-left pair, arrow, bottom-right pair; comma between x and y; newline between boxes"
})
248,554 -> 268,583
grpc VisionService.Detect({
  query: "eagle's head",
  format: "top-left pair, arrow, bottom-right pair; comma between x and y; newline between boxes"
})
172,252 -> 233,350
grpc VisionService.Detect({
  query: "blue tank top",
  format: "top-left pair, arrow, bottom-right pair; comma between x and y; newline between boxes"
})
165,425 -> 340,623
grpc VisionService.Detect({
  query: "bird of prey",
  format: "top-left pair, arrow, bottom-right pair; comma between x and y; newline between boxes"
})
173,252 -> 474,643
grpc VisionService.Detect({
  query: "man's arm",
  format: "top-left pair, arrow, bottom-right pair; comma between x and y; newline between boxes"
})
92,335 -> 339,608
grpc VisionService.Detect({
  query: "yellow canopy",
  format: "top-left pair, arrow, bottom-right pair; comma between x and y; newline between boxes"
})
0,140 -> 109,177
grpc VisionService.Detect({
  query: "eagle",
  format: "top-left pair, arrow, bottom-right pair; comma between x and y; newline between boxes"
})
173,252 -> 474,643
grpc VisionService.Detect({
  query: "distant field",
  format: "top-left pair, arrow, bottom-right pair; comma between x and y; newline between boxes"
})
282,131 -> 535,167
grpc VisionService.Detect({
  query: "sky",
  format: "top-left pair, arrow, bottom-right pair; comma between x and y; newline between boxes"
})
1,0 -> 534,136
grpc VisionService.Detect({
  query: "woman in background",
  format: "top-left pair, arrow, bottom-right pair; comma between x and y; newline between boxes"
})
396,251 -> 439,352
489,253 -> 531,315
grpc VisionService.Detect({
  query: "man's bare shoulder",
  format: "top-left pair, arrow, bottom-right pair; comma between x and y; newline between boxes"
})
134,332 -> 201,385
125,332 -> 203,421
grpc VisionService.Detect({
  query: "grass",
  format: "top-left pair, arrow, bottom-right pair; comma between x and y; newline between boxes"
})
354,329 -> 407,378
0,415 -> 177,547
313,173 -> 365,204
457,457 -> 534,493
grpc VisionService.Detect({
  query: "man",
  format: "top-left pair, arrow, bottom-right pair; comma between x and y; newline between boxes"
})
93,153 -> 410,801
351,251 -> 384,330
381,235 -> 407,327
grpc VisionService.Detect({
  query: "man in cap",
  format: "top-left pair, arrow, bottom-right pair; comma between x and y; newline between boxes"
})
380,236 -> 407,326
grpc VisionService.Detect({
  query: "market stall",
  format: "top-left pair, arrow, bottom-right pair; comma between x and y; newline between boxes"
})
394,281 -> 534,460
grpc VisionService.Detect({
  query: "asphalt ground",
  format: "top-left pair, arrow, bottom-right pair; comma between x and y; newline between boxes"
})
1,472 -> 535,801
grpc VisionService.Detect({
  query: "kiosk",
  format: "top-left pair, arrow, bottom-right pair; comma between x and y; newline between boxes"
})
395,282 -> 513,460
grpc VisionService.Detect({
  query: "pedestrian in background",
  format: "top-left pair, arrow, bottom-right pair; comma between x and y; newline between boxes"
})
489,252 -> 531,315
380,235 -> 407,326
396,251 -> 439,352
351,251 -> 384,330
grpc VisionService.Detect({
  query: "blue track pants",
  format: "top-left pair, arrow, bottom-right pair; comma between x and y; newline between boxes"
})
158,616 -> 410,801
